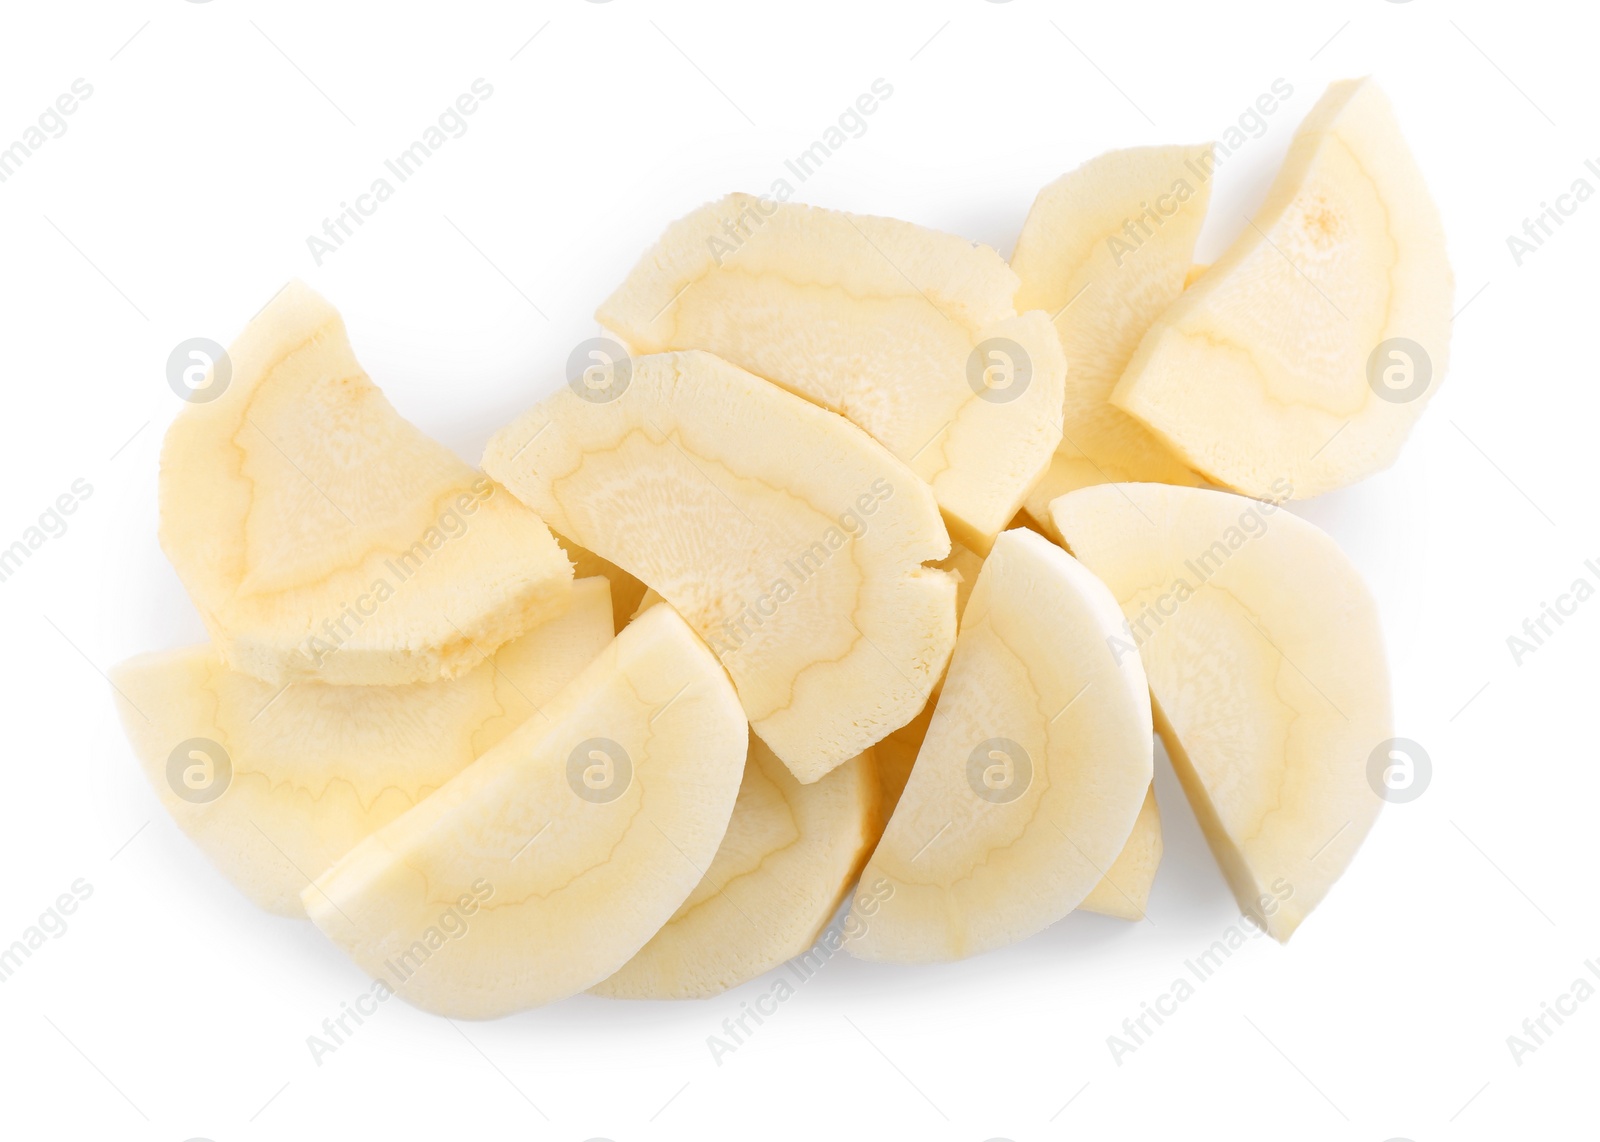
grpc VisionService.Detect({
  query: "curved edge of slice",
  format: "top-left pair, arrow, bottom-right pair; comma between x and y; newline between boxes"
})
483,348 -> 957,785
1078,784 -> 1162,921
846,528 -> 1153,962
591,732 -> 880,999
159,280 -> 571,685
1050,483 -> 1391,940
1110,80 -> 1453,499
1011,144 -> 1212,529
109,578 -> 614,915
301,604 -> 747,1018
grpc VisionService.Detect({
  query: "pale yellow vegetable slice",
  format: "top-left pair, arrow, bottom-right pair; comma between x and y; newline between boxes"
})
109,578 -> 614,915
1112,80 -> 1453,498
1011,145 -> 1210,528
1051,483 -> 1390,940
592,733 -> 879,999
483,349 -> 957,784
847,529 -> 1153,962
1078,785 -> 1162,921
875,539 -> 1161,920
874,537 -> 1160,922
159,281 -> 571,685
597,195 -> 1066,552
303,604 -> 747,1018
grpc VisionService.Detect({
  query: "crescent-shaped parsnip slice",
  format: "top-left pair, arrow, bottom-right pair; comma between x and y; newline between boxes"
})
159,280 -> 571,685
303,604 -> 747,1018
1051,483 -> 1391,940
597,195 -> 1066,552
1111,80 -> 1452,498
1011,145 -> 1210,528
592,732 -> 879,999
483,349 -> 957,784
109,578 -> 614,915
846,528 -> 1152,962
873,540 -> 1164,920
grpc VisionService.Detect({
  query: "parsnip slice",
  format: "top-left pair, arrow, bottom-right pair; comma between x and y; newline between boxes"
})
1051,483 -> 1390,939
847,529 -> 1152,962
1112,80 -> 1452,498
303,604 -> 747,1018
592,733 -> 879,999
1011,145 -> 1210,527
1078,785 -> 1162,921
874,540 -> 1163,920
110,578 -> 614,915
159,281 -> 571,685
483,349 -> 957,784
597,195 -> 1066,552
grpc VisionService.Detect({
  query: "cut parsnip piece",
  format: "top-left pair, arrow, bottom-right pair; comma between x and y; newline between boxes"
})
303,604 -> 747,1018
160,281 -> 571,685
483,349 -> 957,784
109,578 -> 614,915
597,195 -> 1066,552
1050,483 -> 1390,940
592,733 -> 879,999
847,529 -> 1152,962
1079,785 -> 1162,921
1012,146 -> 1210,528
559,535 -> 647,634
1112,80 -> 1452,498
873,533 -> 1164,939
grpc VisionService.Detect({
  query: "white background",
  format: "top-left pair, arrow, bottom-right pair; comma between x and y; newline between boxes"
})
0,1 -> 1594,1139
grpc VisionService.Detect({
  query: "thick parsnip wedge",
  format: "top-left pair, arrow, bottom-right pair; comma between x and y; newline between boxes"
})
847,529 -> 1152,962
109,578 -> 614,915
160,281 -> 571,685
597,195 -> 1066,552
1012,145 -> 1209,528
1078,785 -> 1162,921
483,349 -> 957,784
1051,483 -> 1390,940
303,604 -> 747,1018
1112,80 -> 1452,498
592,733 -> 879,999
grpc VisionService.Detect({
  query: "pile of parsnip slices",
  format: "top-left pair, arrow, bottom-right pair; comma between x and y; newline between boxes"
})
114,77 -> 1445,1017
